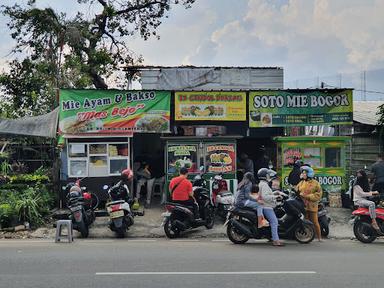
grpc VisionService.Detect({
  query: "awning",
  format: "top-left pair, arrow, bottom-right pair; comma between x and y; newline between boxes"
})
0,107 -> 59,138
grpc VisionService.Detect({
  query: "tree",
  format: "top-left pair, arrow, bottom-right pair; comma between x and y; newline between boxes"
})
377,103 -> 384,140
0,0 -> 195,117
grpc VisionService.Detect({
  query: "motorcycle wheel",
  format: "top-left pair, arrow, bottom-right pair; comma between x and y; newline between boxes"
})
353,220 -> 377,243
226,222 -> 249,244
116,227 -> 126,238
294,222 -> 315,244
205,206 -> 215,229
164,218 -> 180,239
319,216 -> 330,237
78,220 -> 89,238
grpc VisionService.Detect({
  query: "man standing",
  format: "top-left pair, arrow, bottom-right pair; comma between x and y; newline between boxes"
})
371,153 -> 384,196
169,167 -> 198,218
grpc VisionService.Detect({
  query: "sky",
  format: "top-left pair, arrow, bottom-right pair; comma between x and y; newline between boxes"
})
1,0 -> 384,100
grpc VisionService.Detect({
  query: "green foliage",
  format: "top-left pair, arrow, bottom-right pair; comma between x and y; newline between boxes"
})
0,160 -> 12,176
0,203 -> 16,228
0,0 -> 196,116
9,174 -> 50,184
0,184 -> 55,227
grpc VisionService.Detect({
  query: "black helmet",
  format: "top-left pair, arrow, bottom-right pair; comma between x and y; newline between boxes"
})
294,159 -> 303,167
257,168 -> 277,182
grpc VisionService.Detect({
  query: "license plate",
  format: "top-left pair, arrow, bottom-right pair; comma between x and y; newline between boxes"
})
110,210 -> 124,219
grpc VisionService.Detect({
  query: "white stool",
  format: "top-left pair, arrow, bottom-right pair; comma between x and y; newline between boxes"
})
152,177 -> 165,203
55,220 -> 74,243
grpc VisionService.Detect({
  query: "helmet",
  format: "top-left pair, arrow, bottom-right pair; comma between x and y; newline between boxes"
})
294,159 -> 304,167
121,168 -> 133,180
69,185 -> 81,193
257,168 -> 277,182
300,166 -> 314,178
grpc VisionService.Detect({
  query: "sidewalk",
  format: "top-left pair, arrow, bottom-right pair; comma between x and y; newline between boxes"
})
0,204 -> 355,240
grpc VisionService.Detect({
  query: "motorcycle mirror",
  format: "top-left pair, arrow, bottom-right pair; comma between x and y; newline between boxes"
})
62,186 -> 66,190
102,185 -> 109,190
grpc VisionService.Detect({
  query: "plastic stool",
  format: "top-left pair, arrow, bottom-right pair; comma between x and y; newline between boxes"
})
55,220 -> 74,243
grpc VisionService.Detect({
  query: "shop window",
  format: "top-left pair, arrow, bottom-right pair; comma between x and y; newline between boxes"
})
90,144 -> 107,154
325,148 -> 341,168
283,148 -> 302,167
69,159 -> 87,177
167,144 -> 199,175
67,141 -> 130,177
109,143 -> 128,156
69,144 -> 87,157
303,148 -> 321,167
89,156 -> 108,177
110,159 -> 129,175
205,143 -> 236,173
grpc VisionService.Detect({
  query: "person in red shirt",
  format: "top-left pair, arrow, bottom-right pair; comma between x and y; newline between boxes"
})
169,167 -> 199,218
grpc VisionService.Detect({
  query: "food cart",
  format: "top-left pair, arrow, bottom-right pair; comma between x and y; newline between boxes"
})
275,136 -> 351,207
163,136 -> 241,199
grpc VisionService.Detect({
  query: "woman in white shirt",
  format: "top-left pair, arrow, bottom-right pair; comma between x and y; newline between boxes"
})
353,169 -> 380,231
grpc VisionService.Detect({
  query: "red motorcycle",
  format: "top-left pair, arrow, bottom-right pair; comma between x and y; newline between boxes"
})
352,201 -> 384,243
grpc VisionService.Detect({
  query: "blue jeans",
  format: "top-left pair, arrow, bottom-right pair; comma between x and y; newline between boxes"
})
263,207 -> 279,241
244,200 -> 264,217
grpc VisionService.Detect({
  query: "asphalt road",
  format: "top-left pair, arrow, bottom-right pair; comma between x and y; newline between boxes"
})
0,238 -> 383,288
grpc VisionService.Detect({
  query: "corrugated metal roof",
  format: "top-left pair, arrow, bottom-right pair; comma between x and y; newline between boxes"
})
354,101 -> 384,125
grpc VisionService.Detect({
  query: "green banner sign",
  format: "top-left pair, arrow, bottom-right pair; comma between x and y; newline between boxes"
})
249,90 -> 353,127
59,90 -> 170,134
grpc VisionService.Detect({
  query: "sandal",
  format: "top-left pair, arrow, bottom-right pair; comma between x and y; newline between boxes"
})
258,219 -> 270,228
372,222 -> 381,232
272,240 -> 285,247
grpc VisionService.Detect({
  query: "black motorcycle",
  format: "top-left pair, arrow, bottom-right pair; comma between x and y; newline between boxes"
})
225,192 -> 315,244
318,199 -> 331,237
64,181 -> 98,238
162,174 -> 215,239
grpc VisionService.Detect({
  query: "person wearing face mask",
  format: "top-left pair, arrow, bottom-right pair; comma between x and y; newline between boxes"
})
297,166 -> 323,241
257,168 -> 284,246
353,169 -> 380,231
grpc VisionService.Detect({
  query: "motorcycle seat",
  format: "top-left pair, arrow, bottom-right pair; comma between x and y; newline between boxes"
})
166,201 -> 195,210
233,207 -> 258,220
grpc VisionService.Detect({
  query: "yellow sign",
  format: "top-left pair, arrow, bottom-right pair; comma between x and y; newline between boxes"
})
175,91 -> 246,121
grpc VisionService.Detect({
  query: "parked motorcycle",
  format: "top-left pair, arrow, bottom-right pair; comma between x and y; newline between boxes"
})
104,181 -> 144,238
162,173 -> 215,239
225,191 -> 315,244
211,174 -> 234,220
63,180 -> 98,238
352,195 -> 384,243
318,200 -> 331,237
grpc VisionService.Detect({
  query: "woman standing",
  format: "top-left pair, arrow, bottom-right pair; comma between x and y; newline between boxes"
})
297,166 -> 323,241
353,169 -> 380,231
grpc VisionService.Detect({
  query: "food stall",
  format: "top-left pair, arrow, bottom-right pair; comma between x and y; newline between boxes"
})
58,89 -> 171,206
163,136 -> 241,200
275,136 -> 351,207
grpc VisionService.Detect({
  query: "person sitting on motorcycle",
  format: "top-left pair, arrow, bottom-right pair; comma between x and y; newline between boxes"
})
257,168 -> 284,246
297,166 -> 323,242
234,172 -> 269,229
353,169 -> 380,231
169,167 -> 199,219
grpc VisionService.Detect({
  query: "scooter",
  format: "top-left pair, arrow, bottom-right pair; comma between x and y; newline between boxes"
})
225,191 -> 315,244
318,199 -> 331,237
212,174 -> 234,220
162,173 -> 215,239
352,195 -> 384,243
104,181 -> 144,238
63,180 -> 98,238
